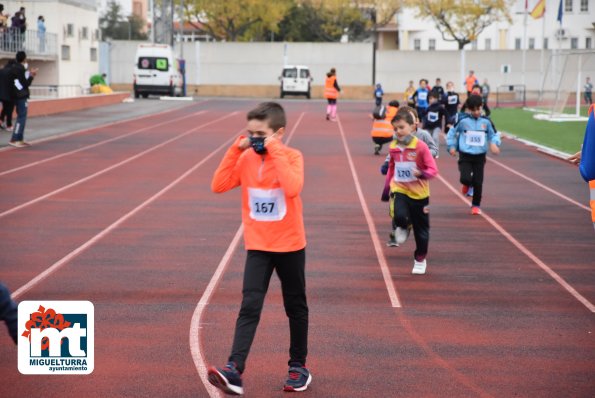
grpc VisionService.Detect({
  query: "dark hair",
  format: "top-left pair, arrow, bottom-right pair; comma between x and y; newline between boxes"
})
247,102 -> 286,131
392,108 -> 416,125
419,79 -> 428,85
388,100 -> 400,108
429,92 -> 440,100
466,95 -> 483,110
16,51 -> 26,63
397,105 -> 417,119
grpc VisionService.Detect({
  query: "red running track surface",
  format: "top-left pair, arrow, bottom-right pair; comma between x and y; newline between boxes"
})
0,99 -> 594,397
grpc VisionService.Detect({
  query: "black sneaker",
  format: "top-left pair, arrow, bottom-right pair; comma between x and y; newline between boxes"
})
208,362 -> 243,395
283,364 -> 312,392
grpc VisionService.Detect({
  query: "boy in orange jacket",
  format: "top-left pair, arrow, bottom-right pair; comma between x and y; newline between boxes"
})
208,102 -> 311,395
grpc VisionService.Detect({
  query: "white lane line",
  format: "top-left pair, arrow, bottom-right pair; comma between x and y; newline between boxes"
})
0,112 -> 237,219
437,174 -> 595,313
0,108 -> 207,177
336,115 -> 401,308
487,157 -> 590,212
11,126 -> 242,300
189,112 -> 305,398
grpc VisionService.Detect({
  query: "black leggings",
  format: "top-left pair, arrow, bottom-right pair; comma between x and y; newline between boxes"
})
229,248 -> 308,373
327,98 -> 337,104
392,193 -> 430,261
1,100 -> 14,127
458,152 -> 487,207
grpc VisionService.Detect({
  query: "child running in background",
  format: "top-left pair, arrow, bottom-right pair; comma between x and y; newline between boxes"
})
374,83 -> 384,106
404,80 -> 416,107
324,68 -> 341,121
446,95 -> 501,215
412,79 -> 430,121
443,81 -> 460,128
209,102 -> 311,394
381,108 -> 438,274
423,92 -> 446,155
371,100 -> 399,155
381,106 -> 437,247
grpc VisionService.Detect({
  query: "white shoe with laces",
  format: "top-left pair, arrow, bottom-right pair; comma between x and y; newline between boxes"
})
412,259 -> 427,275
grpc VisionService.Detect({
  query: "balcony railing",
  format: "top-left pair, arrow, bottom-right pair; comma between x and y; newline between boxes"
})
0,28 -> 57,57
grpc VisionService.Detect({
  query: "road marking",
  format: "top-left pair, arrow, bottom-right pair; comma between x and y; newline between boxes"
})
0,107 -> 207,177
0,112 -> 237,219
189,112 -> 305,397
11,125 -> 241,299
437,174 -> 595,313
487,156 -> 590,212
336,115 -> 401,308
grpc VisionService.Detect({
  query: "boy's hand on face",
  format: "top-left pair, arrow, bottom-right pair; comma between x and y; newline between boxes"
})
489,143 -> 500,155
238,137 -> 251,150
449,148 -> 457,156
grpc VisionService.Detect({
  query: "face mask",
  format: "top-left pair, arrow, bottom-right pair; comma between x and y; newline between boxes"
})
249,136 -> 267,154
396,134 -> 413,146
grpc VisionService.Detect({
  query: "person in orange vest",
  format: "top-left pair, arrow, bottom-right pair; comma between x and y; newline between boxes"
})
208,102 -> 312,394
324,68 -> 341,121
371,100 -> 399,155
569,103 -> 595,230
465,70 -> 478,97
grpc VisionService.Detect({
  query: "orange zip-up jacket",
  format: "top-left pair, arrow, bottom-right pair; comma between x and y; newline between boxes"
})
211,136 -> 306,252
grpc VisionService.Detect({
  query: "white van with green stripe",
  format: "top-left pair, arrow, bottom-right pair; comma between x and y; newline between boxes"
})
133,44 -> 183,98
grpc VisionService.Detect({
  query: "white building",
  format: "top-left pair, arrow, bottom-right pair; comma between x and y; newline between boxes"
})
0,0 -> 100,94
379,0 -> 594,51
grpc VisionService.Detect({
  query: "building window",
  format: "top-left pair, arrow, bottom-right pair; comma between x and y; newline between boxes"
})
428,39 -> 436,51
90,47 -> 97,61
564,0 -> 572,12
515,38 -> 522,49
529,38 -> 535,49
66,23 -> 74,38
471,40 -> 478,50
61,45 -> 71,60
81,27 -> 88,40
414,39 -> 421,51
543,38 -> 549,49
485,38 -> 491,50
580,0 -> 588,12
587,37 -> 592,49
570,37 -> 578,49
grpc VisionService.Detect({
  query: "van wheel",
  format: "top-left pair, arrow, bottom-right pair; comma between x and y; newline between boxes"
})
142,93 -> 149,99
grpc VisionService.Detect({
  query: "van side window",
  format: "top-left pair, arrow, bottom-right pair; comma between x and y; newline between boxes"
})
138,57 -> 169,72
283,68 -> 298,78
300,69 -> 310,78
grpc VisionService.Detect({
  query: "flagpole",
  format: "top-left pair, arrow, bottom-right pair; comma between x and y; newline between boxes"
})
522,0 -> 528,86
540,1 -> 546,76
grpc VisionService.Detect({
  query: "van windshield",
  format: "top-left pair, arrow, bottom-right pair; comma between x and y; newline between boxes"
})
138,57 -> 169,72
300,69 -> 310,78
283,68 -> 298,78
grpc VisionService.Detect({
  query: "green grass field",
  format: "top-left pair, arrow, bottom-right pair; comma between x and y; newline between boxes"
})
490,107 -> 589,154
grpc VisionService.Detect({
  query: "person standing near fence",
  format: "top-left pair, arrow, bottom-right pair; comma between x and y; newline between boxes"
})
9,51 -> 37,148
37,15 -> 45,53
584,77 -> 593,106
0,59 -> 15,131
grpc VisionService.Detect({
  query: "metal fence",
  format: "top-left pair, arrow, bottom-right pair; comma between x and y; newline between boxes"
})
0,28 -> 57,57
495,84 -> 527,108
29,85 -> 88,99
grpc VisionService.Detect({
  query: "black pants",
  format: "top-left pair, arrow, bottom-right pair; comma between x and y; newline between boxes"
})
1,100 -> 14,127
458,152 -> 487,207
392,193 -> 430,261
0,282 -> 18,344
229,248 -> 308,373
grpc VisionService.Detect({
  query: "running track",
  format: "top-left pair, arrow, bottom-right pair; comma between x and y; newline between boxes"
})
0,99 -> 593,397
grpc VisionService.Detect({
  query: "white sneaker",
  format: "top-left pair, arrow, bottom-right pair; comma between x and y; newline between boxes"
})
412,259 -> 427,275
395,226 -> 411,245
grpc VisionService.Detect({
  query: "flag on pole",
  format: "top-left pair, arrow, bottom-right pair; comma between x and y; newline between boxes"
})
530,0 -> 546,19
557,0 -> 564,23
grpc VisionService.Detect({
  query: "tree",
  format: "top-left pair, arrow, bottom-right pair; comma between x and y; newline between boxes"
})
183,0 -> 291,41
410,0 -> 511,49
100,0 -> 148,40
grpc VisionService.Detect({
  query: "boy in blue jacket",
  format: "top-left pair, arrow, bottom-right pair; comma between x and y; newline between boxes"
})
446,95 -> 501,215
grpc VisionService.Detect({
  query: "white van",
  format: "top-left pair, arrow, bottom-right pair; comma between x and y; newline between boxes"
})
133,44 -> 183,98
279,65 -> 312,99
